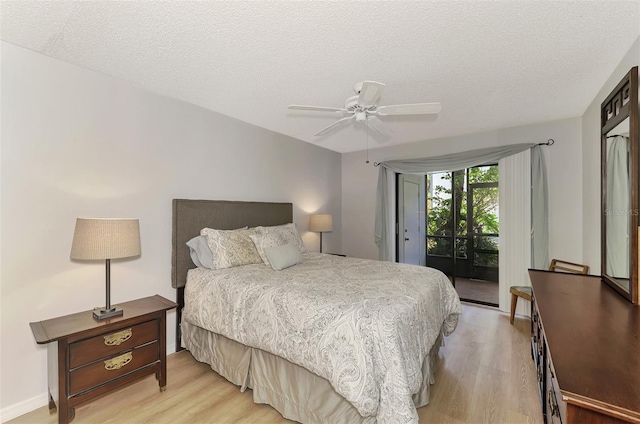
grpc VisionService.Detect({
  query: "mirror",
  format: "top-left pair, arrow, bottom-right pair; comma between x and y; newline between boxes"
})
604,117 -> 630,288
601,66 -> 639,304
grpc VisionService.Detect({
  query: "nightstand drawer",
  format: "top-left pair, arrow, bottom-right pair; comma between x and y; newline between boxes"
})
69,320 -> 158,368
69,341 -> 159,395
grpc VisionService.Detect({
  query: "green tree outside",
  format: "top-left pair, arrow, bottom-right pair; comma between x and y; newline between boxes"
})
427,165 -> 499,267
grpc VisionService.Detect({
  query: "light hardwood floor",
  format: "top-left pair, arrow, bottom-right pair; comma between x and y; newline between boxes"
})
10,304 -> 542,424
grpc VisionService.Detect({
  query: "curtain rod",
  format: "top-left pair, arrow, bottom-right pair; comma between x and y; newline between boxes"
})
372,139 -> 555,167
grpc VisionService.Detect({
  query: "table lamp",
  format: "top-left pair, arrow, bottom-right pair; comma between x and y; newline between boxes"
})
309,214 -> 333,253
70,218 -> 141,320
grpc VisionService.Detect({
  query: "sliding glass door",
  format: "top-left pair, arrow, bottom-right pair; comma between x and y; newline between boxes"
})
426,165 -> 499,306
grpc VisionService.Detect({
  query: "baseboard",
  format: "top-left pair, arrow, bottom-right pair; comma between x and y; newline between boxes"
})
0,393 -> 48,423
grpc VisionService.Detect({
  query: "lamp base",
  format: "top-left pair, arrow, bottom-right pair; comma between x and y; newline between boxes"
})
93,306 -> 123,320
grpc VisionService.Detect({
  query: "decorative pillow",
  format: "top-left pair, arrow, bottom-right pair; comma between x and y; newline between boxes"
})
187,227 -> 248,268
256,223 -> 305,254
201,227 -> 262,269
250,233 -> 288,266
264,243 -> 302,271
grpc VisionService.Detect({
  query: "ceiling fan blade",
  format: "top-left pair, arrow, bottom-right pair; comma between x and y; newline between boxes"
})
288,105 -> 346,113
358,81 -> 386,107
314,116 -> 355,137
376,102 -> 442,116
367,116 -> 392,138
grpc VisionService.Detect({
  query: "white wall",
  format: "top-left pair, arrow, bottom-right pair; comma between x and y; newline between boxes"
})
582,36 -> 640,274
342,117 -> 584,267
0,42 -> 341,418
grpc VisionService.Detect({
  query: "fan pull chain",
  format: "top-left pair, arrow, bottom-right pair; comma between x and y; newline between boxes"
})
365,119 -> 370,164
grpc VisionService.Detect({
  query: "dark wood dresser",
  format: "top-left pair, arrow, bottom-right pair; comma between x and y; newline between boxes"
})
529,270 -> 640,423
30,295 -> 177,424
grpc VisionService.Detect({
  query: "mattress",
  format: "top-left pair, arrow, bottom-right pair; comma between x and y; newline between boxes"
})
182,252 -> 461,424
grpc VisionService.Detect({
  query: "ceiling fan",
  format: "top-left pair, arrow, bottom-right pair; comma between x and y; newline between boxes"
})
288,81 -> 441,138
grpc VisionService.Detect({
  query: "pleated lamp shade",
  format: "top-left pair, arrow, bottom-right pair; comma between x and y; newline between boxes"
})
71,218 -> 141,260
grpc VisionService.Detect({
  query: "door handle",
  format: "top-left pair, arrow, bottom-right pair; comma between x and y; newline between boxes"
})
405,238 -> 410,241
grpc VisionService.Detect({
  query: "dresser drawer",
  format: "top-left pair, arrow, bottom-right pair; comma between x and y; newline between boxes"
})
545,349 -> 567,424
69,341 -> 159,395
69,320 -> 158,368
547,358 -> 566,424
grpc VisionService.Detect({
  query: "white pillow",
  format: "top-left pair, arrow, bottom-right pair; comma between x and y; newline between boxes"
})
201,227 -> 262,269
264,243 -> 302,271
186,235 -> 214,268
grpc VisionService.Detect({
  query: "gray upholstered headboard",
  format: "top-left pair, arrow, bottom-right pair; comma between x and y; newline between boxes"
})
171,199 -> 293,289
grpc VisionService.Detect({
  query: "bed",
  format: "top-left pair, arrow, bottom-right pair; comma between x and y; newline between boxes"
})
171,199 -> 461,424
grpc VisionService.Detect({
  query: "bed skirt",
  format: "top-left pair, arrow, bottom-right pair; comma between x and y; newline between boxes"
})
181,321 -> 443,424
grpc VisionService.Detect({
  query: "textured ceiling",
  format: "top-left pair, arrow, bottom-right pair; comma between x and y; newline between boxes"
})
2,1 -> 639,153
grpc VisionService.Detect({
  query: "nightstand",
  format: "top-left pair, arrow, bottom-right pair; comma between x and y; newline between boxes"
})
30,295 -> 177,424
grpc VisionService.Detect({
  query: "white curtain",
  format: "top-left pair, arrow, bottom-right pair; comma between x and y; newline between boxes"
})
499,150 -> 532,314
531,146 -> 550,270
606,135 -> 630,278
374,144 -> 537,260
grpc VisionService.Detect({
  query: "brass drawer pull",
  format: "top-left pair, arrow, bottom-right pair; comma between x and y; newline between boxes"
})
104,352 -> 133,370
104,329 -> 132,346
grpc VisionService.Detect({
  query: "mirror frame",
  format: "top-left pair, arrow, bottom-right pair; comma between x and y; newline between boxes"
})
601,66 -> 639,304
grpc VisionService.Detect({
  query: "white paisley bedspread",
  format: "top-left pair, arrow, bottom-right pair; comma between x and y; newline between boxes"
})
183,252 -> 461,424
